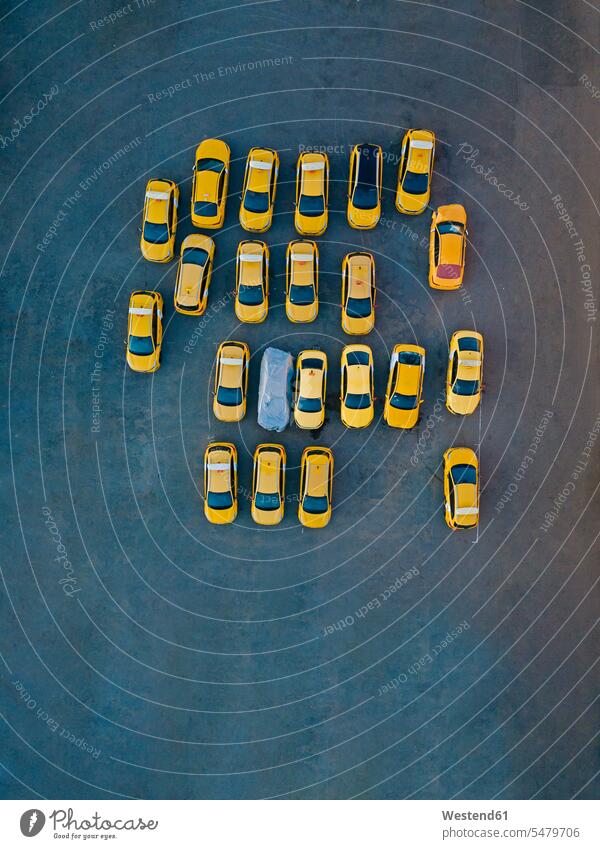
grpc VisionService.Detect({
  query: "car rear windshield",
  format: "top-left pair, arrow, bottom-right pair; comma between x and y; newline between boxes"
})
346,296 -> 372,318
238,284 -> 264,306
345,392 -> 371,410
301,358 -> 323,370
243,189 -> 269,213
451,464 -> 477,485
453,378 -> 479,396
143,221 -> 168,244
254,492 -> 280,511
438,221 -> 464,235
217,386 -> 243,406
298,396 -> 322,413
194,201 -> 218,218
402,170 -> 429,195
390,392 -> 417,410
303,494 -> 328,514
290,284 -> 314,305
458,336 -> 480,352
183,247 -> 209,266
398,351 -> 422,366
196,157 -> 224,173
299,194 -> 325,216
207,490 -> 233,509
345,350 -> 370,366
129,335 -> 154,355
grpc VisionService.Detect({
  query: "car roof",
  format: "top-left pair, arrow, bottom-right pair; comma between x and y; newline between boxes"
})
290,244 -> 315,285
195,169 -> 220,201
440,232 -> 463,265
347,362 -> 371,394
238,242 -> 264,286
206,446 -> 233,493
300,153 -> 326,197
129,291 -> 155,337
145,179 -> 171,224
218,343 -> 246,388
305,452 -> 330,497
247,149 -> 274,192
395,359 -> 421,395
407,141 -> 432,173
347,254 -> 372,298
299,359 -> 324,398
256,448 -> 281,494
455,483 -> 477,510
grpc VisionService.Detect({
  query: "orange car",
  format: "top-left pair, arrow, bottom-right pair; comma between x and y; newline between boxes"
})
429,204 -> 467,290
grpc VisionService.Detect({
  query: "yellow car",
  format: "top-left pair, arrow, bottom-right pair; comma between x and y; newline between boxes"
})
383,344 -> 425,428
191,138 -> 230,229
174,234 -> 215,315
294,350 -> 327,430
295,151 -> 329,235
140,178 -> 178,262
443,447 -> 479,530
395,129 -> 435,214
298,446 -> 333,528
285,240 -> 318,322
347,143 -> 382,229
239,147 -> 279,232
446,331 -> 483,415
251,443 -> 286,525
126,290 -> 163,373
429,204 -> 467,290
341,251 -> 376,335
235,240 -> 269,323
204,442 -> 237,524
340,344 -> 375,428
213,340 -> 250,422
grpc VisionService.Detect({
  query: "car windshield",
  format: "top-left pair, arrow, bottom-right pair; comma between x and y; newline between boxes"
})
453,378 -> 479,396
194,200 -> 218,217
207,490 -> 233,509
238,284 -> 264,305
196,157 -> 224,173
254,492 -> 280,511
298,396 -> 322,413
438,221 -> 464,235
290,284 -> 314,305
346,296 -> 372,318
303,494 -> 328,514
352,183 -> 378,210
345,392 -> 371,410
451,464 -> 477,485
243,189 -> 270,213
345,350 -> 370,366
217,386 -> 242,406
398,351 -> 422,366
129,335 -> 154,355
390,392 -> 417,410
183,247 -> 209,266
299,194 -> 325,216
458,336 -> 480,352
143,221 -> 168,244
402,170 -> 429,195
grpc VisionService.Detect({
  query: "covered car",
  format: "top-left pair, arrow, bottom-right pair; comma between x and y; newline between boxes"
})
257,347 -> 294,432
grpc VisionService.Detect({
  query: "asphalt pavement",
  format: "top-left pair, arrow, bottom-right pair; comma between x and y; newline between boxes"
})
1,0 -> 599,799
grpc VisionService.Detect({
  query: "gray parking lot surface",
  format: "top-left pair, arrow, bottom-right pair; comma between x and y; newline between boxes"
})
1,0 -> 599,799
